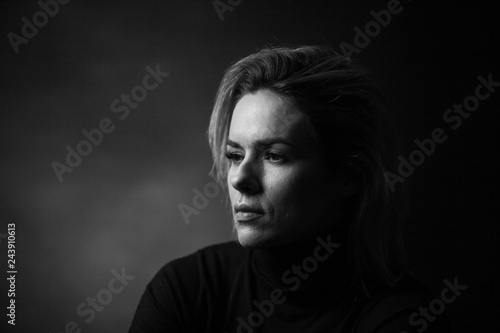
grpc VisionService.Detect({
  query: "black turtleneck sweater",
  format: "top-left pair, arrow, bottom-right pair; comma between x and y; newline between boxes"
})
128,235 -> 449,333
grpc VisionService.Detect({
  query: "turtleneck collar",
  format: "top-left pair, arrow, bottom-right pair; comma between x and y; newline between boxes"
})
249,229 -> 361,304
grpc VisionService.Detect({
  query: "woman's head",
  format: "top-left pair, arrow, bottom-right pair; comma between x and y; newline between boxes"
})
208,45 -> 406,287
225,89 -> 358,248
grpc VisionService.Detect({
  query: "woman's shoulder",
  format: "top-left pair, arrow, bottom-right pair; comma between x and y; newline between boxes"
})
130,242 -> 248,331
150,241 -> 248,289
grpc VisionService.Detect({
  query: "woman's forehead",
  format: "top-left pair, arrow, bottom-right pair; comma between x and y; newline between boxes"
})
228,90 -> 307,146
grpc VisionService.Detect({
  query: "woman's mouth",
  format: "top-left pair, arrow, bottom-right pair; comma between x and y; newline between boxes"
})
235,211 -> 264,222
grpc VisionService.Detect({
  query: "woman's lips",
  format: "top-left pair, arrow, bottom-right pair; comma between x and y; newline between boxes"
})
235,211 -> 264,222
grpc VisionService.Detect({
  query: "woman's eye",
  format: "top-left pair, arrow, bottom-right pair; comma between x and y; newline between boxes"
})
266,152 -> 285,163
225,152 -> 243,163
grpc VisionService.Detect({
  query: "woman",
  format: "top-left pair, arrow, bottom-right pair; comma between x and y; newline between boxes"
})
129,45 -> 449,332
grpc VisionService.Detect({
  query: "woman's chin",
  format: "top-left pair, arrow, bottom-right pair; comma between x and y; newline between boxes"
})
236,227 -> 274,248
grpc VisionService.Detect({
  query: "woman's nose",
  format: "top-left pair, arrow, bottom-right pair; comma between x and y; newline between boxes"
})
229,159 -> 261,194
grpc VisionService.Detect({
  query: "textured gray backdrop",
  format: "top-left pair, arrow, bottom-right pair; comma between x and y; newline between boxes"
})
1,0 -> 499,332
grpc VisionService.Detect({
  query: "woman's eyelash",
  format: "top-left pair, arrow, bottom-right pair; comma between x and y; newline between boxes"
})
265,152 -> 285,162
225,151 -> 286,163
225,152 -> 242,161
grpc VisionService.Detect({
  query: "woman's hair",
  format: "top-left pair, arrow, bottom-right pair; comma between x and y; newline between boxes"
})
207,45 -> 408,293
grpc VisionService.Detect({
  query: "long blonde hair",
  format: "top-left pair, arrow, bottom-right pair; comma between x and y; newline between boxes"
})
208,45 -> 408,292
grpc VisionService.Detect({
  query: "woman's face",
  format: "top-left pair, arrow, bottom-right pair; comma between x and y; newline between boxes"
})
226,89 -> 354,248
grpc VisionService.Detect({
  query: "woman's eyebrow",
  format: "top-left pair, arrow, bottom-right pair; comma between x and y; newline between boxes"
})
255,138 -> 295,148
226,138 -> 295,148
226,139 -> 241,148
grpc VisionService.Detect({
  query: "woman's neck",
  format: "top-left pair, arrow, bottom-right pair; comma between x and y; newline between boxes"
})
250,229 -> 357,299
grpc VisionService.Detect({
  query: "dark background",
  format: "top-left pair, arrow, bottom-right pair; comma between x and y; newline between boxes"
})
1,0 -> 499,332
